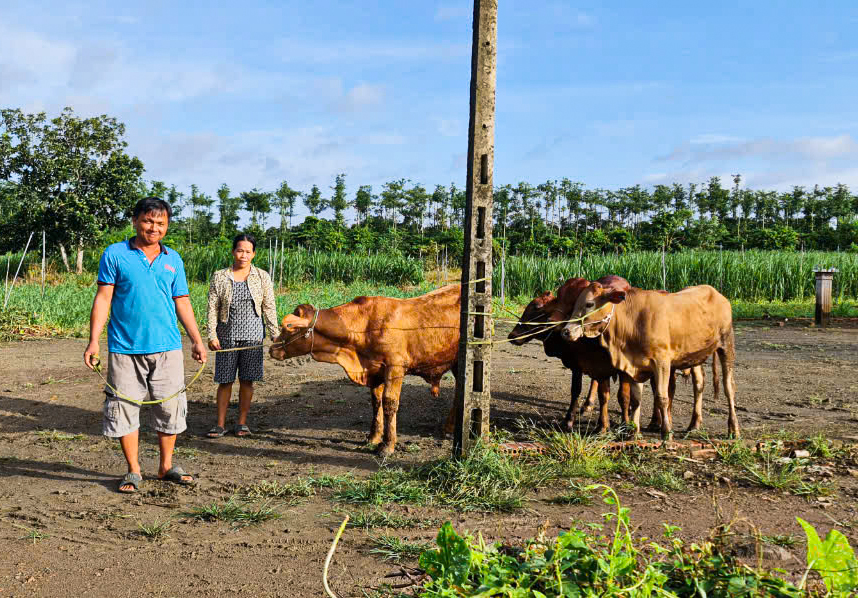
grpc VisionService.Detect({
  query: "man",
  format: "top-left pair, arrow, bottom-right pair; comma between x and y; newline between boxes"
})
84,197 -> 207,493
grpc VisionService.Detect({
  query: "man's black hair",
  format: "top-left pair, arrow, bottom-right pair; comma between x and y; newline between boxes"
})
133,197 -> 172,222
232,233 -> 257,251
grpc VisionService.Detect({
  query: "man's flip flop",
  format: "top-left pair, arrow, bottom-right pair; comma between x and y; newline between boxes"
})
158,465 -> 194,485
118,472 -> 142,494
234,424 -> 252,437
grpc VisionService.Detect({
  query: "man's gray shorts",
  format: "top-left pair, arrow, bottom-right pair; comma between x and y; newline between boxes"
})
102,349 -> 188,437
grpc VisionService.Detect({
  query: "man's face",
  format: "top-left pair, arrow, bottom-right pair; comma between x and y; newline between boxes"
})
132,210 -> 169,245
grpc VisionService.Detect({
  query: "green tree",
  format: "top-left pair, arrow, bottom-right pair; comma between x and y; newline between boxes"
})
402,183 -> 429,235
329,173 -> 348,226
380,178 -> 407,231
353,184 -> 374,226
0,106 -> 144,272
431,184 -> 448,229
241,188 -> 272,228
273,180 -> 301,232
216,183 -> 242,238
303,184 -> 325,218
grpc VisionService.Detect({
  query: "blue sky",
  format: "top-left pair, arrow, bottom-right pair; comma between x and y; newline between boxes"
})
2,1 -> 858,225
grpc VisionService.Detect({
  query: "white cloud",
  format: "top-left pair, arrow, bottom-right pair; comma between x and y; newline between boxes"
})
689,134 -> 745,145
337,82 -> 385,112
658,134 -> 858,163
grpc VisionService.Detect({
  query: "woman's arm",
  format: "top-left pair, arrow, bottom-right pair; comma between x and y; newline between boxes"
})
206,272 -> 221,344
261,270 -> 280,339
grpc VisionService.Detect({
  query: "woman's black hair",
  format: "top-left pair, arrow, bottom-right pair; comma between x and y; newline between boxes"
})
232,233 -> 257,251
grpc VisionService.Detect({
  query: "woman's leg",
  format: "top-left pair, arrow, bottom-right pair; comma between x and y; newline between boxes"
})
215,383 -> 233,428
237,380 -> 253,431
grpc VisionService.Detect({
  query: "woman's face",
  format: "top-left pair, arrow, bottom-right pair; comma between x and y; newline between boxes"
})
232,240 -> 255,267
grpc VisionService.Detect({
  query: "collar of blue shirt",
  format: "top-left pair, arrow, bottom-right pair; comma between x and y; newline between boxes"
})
128,236 -> 169,254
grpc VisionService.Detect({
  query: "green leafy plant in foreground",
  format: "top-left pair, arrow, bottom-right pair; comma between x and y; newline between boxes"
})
417,485 -> 845,597
797,517 -> 858,595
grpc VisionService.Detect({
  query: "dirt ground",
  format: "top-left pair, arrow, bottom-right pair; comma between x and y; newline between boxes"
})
2,319 -> 858,597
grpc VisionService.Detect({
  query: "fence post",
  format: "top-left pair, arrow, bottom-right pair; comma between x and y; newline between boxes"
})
813,268 -> 837,326
454,0 -> 497,458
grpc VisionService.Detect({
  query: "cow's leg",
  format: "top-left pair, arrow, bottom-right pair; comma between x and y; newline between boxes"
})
646,378 -> 662,431
367,383 -> 385,446
628,380 -> 643,435
718,340 -> 740,438
653,364 -> 673,440
686,364 -> 705,432
562,369 -> 584,432
580,378 -> 599,415
377,366 -> 405,456
618,379 -> 630,424
597,379 -> 611,434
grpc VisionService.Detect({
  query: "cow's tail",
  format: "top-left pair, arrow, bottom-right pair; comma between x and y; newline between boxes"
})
711,352 -> 719,402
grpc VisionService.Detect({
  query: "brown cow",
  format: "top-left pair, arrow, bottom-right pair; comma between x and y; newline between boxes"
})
268,284 -> 460,456
511,276 -> 711,434
508,277 -> 633,432
559,283 -> 739,439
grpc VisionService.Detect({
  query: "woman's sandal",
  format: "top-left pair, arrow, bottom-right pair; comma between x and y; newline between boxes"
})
207,425 -> 227,438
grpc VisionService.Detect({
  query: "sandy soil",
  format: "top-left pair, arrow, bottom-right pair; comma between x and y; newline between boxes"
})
1,319 -> 858,597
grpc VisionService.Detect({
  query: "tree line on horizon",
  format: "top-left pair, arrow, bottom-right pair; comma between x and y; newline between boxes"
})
3,106 -> 858,271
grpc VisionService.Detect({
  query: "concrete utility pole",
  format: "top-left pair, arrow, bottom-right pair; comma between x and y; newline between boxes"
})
453,0 -> 497,457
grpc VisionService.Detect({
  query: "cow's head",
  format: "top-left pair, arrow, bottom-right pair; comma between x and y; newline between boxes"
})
508,291 -> 556,345
560,282 -> 626,342
269,304 -> 318,360
546,277 -> 591,323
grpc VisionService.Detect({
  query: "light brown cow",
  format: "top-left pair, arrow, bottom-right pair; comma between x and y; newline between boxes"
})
268,284 -> 460,456
559,283 -> 738,439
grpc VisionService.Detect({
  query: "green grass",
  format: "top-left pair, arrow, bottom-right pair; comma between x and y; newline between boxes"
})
136,519 -> 173,540
34,429 -> 86,444
341,509 -> 438,530
14,524 -> 50,544
185,496 -> 282,527
369,535 -> 432,563
500,249 -> 858,302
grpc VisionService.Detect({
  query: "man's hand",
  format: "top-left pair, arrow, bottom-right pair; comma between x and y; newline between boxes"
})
192,341 -> 208,364
84,341 -> 100,370
208,339 -> 221,351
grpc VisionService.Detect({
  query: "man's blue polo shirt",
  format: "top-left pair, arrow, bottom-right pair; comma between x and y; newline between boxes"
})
97,237 -> 190,355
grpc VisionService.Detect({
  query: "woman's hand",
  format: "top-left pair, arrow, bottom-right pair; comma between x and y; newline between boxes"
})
208,339 -> 221,351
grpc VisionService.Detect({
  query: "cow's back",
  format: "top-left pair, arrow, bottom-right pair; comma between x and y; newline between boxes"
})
337,285 -> 461,372
610,285 -> 732,373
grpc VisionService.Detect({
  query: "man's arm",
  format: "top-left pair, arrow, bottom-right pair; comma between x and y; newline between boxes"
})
174,296 -> 207,363
84,284 -> 114,370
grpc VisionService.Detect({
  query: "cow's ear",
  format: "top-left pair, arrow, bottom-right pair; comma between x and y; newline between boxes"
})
606,290 -> 626,304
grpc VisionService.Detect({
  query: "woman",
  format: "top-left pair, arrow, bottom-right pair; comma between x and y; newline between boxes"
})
206,233 -> 280,438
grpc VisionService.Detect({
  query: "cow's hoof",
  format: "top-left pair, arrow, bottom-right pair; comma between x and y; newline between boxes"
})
560,419 -> 576,433
366,434 -> 383,446
376,443 -> 395,457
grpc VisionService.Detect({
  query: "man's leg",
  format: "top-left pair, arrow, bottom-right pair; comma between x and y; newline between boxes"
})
150,350 -> 192,482
215,383 -> 233,428
118,430 -> 141,492
157,432 -> 192,482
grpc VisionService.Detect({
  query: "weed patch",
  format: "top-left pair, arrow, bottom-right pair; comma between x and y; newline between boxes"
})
342,508 -> 437,530
136,519 -> 172,540
369,535 -> 432,563
185,496 -> 281,527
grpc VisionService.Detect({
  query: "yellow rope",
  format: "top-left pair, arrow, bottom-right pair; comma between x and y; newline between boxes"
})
90,343 -> 272,406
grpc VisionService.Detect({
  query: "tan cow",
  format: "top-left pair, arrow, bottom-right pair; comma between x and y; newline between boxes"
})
559,283 -> 738,439
269,284 -> 460,456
